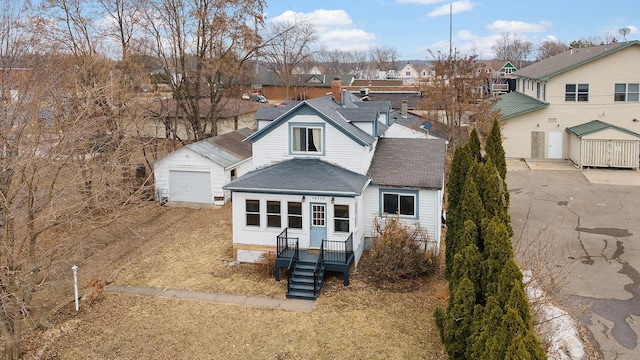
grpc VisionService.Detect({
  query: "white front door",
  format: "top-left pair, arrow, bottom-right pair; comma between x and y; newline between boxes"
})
548,132 -> 563,159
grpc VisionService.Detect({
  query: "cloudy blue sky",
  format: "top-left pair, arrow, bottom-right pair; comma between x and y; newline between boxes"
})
264,0 -> 639,60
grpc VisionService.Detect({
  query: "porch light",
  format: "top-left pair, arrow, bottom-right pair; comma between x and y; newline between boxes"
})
302,195 -> 305,202
331,196 -> 335,204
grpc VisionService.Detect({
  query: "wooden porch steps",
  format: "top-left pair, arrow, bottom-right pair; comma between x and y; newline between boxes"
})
286,259 -> 324,300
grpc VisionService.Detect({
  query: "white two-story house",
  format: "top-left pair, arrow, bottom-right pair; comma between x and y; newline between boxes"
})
223,80 -> 446,299
495,41 -> 640,169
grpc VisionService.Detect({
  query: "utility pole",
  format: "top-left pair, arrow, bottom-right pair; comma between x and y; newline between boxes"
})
449,3 -> 452,58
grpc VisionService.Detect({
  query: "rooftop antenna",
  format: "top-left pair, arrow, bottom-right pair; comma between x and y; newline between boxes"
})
619,27 -> 630,41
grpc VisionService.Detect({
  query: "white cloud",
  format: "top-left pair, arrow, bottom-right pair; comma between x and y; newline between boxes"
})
628,25 -> 639,34
428,0 -> 476,17
321,29 -> 377,51
268,9 -> 378,51
486,20 -> 552,34
457,30 -> 477,41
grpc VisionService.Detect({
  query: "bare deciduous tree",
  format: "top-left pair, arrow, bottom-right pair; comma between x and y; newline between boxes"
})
140,0 -> 265,140
492,33 -> 533,69
419,50 -> 498,150
536,39 -> 567,61
261,19 -> 318,100
369,46 -> 398,73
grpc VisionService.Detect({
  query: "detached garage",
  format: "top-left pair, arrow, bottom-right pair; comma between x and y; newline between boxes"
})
567,120 -> 640,171
154,128 -> 254,205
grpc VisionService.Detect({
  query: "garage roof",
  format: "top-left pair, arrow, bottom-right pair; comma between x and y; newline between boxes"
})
566,120 -> 640,138
186,127 -> 253,168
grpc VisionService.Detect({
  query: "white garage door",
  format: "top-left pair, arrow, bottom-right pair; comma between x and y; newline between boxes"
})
169,170 -> 212,203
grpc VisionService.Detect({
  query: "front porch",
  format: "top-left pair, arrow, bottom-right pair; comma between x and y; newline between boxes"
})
275,228 -> 355,300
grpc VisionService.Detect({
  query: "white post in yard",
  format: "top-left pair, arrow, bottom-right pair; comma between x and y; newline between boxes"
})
72,265 -> 79,311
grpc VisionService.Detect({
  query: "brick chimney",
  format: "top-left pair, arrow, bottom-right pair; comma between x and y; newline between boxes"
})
331,77 -> 342,105
401,100 -> 408,118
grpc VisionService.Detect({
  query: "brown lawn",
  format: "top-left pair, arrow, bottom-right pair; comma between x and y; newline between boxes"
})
21,203 -> 448,360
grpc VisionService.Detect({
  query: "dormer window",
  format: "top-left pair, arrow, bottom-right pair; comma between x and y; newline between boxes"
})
291,124 -> 324,154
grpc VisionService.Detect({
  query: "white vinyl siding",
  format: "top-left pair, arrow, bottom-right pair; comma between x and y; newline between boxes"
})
154,146 -> 252,205
363,185 -> 442,251
252,114 -> 374,174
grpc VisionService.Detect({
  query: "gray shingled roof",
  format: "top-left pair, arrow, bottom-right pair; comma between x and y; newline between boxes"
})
367,138 -> 446,189
223,158 -> 370,196
184,127 -> 253,168
337,108 -> 378,122
566,120 -> 640,138
254,101 -> 301,121
495,91 -> 549,120
247,96 -> 378,146
514,41 -> 638,81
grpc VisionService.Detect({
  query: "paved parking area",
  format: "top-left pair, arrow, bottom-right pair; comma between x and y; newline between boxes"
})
507,159 -> 640,360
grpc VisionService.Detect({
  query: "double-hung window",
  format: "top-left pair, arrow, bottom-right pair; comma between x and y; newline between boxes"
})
334,205 -> 350,233
565,84 -> 589,102
287,202 -> 302,229
266,201 -> 281,228
292,125 -> 323,153
246,200 -> 260,226
614,83 -> 639,102
382,191 -> 416,217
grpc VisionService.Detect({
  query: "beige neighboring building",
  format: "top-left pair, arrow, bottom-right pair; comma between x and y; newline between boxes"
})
495,41 -> 640,168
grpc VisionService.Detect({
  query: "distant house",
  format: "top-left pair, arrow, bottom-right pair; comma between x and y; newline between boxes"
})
495,40 -> 640,169
250,72 -> 353,101
223,80 -> 445,299
142,98 -> 265,140
398,63 -> 419,80
153,128 -> 254,205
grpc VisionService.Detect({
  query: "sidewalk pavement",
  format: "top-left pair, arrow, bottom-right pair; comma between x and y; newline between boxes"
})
105,284 -> 314,312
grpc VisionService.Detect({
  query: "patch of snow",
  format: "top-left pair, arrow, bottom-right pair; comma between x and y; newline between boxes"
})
523,270 -> 586,360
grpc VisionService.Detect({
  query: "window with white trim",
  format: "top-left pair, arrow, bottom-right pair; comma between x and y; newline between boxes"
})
292,126 -> 322,153
266,201 -> 281,228
382,192 -> 416,217
565,84 -> 589,102
334,205 -> 349,233
287,202 -> 302,229
246,200 -> 260,226
614,83 -> 639,102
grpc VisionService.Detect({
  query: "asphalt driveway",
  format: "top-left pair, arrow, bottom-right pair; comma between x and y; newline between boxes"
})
507,160 -> 640,360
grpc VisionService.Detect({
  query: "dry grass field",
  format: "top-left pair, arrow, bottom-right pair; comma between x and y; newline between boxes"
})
21,203 -> 448,359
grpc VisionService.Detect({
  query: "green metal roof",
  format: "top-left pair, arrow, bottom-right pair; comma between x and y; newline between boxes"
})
495,91 -> 549,120
566,120 -> 640,138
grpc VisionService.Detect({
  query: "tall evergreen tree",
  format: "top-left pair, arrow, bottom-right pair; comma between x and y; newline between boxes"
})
447,145 -> 473,215
446,177 -> 483,278
480,158 -> 512,236
484,119 -> 510,208
485,118 -> 507,180
443,277 -> 477,360
467,127 -> 482,162
444,146 -> 476,279
459,176 -> 484,230
481,219 -> 514,299
470,296 -> 504,360
450,242 -> 483,304
446,218 -> 478,280
497,259 -> 525,309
